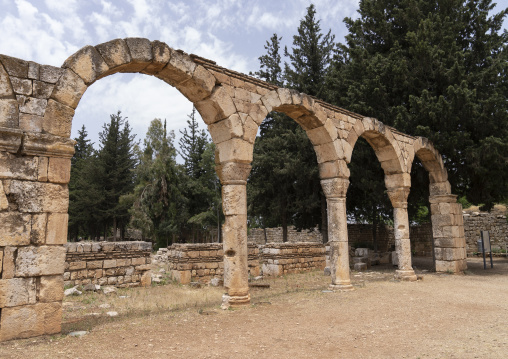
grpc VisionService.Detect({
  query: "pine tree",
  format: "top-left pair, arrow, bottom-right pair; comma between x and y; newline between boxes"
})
327,0 -> 508,212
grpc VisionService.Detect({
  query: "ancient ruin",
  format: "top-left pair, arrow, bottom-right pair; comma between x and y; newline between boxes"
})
0,38 -> 466,340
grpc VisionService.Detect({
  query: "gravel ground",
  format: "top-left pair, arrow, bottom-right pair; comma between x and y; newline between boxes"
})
0,256 -> 507,359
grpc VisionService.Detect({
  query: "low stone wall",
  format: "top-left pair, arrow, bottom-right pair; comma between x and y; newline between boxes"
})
260,243 -> 326,276
248,226 -> 323,244
463,209 -> 508,253
167,243 -> 260,284
64,241 -> 152,288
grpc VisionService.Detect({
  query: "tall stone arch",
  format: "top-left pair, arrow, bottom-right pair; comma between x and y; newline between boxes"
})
412,137 -> 467,272
0,38 -> 466,341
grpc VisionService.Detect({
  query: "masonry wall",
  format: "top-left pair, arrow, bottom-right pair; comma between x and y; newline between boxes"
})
64,241 -> 152,288
463,209 -> 508,253
260,242 -> 326,276
167,243 -> 260,284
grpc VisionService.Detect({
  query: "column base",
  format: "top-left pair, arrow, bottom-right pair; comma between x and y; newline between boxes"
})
329,283 -> 355,291
221,294 -> 250,309
394,269 -> 418,281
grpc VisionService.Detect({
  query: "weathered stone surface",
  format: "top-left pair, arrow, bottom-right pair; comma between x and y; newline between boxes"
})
38,275 -> 64,302
0,180 -> 8,210
0,212 -> 31,246
0,302 -> 62,341
32,80 -> 53,99
63,45 -> 110,85
144,40 -> 171,73
2,247 -> 16,279
50,68 -> 87,109
48,157 -> 71,183
42,99 -> 74,137
15,245 -> 66,276
0,99 -> 19,127
222,184 -> 247,216
10,77 -> 32,95
16,95 -> 46,116
37,156 -> 49,181
195,86 -> 236,125
208,114 -> 243,144
321,177 -> 349,199
125,37 -> 152,65
0,62 -> 14,99
0,278 -> 36,307
40,65 -> 64,84
30,213 -> 47,244
6,180 -> 68,213
22,133 -> 75,159
0,152 -> 39,180
215,162 -> 251,183
19,113 -> 43,132
216,138 -> 253,164
96,38 -> 131,71
46,213 -> 68,245
28,62 -> 39,80
0,55 -> 28,78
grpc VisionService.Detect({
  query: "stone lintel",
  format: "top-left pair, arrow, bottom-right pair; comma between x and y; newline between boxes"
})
21,133 -> 75,158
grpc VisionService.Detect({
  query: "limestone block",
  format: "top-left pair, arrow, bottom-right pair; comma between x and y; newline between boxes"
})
234,87 -> 251,102
242,116 -> 258,144
15,246 -> 66,276
0,152 -> 39,180
318,160 -> 350,179
428,168 -> 448,183
387,188 -> 410,208
306,125 -> 336,146
0,99 -> 19,128
429,181 -> 452,196
42,99 -> 74,137
32,81 -> 53,99
0,62 -> 14,99
2,247 -> 16,279
195,86 -> 237,125
17,96 -> 47,117
0,250 -> 3,275
142,40 -> 171,73
63,45 -> 110,85
0,302 -> 62,341
95,38 -> 132,72
216,138 -> 253,164
314,141 -> 340,163
28,62 -> 39,80
6,180 -> 68,213
277,88 -> 293,105
30,213 -> 47,245
176,65 -> 215,102
10,77 -> 32,95
157,48 -> 196,85
103,259 -> 117,269
38,157 -> 49,181
434,236 -> 466,248
260,90 -> 281,112
48,157 -> 71,184
222,184 -> 247,216
431,214 -> 455,228
0,278 -> 36,307
435,259 -> 467,273
50,69 -> 87,109
125,37 -> 153,65
0,181 -> 7,210
384,173 -> 411,191
0,55 -> 28,78
40,66 -> 64,84
247,103 -> 268,126
38,275 -> 64,302
140,270 -> 152,287
19,114 -> 43,132
208,114 -> 243,144
0,212 -> 31,246
46,213 -> 68,245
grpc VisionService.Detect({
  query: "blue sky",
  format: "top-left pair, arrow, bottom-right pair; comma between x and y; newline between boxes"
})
0,0 -> 506,157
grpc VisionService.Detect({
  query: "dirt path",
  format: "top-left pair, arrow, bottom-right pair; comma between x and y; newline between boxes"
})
1,257 -> 507,358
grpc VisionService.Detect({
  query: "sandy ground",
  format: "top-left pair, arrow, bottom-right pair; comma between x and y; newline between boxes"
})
0,256 -> 507,359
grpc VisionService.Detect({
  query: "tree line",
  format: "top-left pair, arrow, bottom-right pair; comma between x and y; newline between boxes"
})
68,109 -> 222,248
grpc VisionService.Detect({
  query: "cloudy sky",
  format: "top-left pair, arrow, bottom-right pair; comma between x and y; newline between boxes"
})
0,0 -> 507,158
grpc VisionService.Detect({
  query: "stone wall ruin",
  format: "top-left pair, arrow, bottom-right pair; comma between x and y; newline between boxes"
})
0,37 -> 467,340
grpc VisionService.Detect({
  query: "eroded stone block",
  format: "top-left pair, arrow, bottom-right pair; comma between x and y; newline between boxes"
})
50,69 -> 87,109
38,275 -> 64,302
46,213 -> 68,245
15,245 -> 66,277
6,180 -> 68,213
48,157 -> 71,184
0,278 -> 36,307
0,212 -> 31,246
63,45 -> 110,85
42,99 -> 74,137
0,99 -> 19,128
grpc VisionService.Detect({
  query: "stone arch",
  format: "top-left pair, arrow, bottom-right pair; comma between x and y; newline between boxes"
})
412,137 -> 467,273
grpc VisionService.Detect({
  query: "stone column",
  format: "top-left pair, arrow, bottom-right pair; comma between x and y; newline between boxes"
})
387,187 -> 417,281
321,177 -> 354,291
216,162 -> 251,306
0,129 -> 74,341
430,194 -> 467,273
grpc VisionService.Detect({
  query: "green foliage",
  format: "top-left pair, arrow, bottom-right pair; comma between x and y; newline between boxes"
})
249,4 -> 332,241
327,0 -> 508,214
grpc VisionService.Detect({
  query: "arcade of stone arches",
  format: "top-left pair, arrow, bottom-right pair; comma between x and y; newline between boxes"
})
0,38 -> 466,340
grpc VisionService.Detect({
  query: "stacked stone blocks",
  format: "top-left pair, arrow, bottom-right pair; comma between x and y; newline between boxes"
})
260,242 -> 326,276
64,241 -> 152,287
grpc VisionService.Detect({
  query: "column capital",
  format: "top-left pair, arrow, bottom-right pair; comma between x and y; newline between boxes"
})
387,187 -> 410,208
215,162 -> 252,185
321,177 -> 349,199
